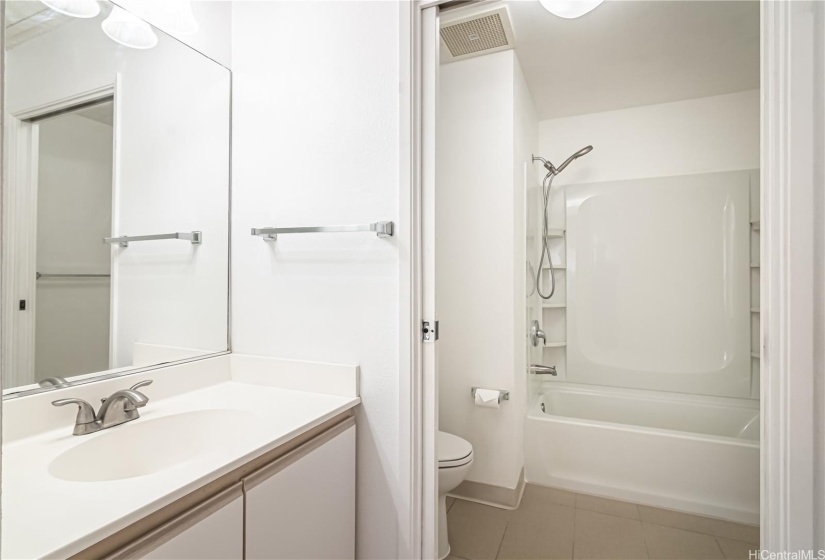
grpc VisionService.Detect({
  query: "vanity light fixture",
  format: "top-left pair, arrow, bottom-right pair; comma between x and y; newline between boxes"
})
40,0 -> 101,18
538,0 -> 604,19
101,5 -> 158,50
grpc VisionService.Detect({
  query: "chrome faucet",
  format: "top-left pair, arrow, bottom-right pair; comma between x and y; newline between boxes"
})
52,380 -> 152,436
529,364 -> 557,376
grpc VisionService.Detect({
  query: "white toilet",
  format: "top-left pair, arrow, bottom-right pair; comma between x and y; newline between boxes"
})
438,431 -> 474,560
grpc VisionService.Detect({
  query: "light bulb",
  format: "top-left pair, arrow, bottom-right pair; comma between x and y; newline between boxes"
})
101,5 -> 158,49
40,0 -> 101,18
538,0 -> 605,19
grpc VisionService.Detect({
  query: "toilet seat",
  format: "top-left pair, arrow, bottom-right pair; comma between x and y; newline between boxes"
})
438,431 -> 473,468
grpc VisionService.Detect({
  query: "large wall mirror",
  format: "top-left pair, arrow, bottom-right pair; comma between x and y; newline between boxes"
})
2,1 -> 231,398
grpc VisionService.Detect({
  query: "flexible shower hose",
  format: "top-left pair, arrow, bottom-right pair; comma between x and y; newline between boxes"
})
536,172 -> 557,300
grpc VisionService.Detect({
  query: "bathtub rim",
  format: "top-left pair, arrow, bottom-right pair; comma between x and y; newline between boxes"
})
531,382 -> 760,448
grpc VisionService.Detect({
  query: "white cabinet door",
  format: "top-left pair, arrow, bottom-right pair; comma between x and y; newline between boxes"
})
246,423 -> 356,560
139,491 -> 243,560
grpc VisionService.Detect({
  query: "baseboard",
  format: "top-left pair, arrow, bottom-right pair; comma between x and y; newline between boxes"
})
448,468 -> 525,510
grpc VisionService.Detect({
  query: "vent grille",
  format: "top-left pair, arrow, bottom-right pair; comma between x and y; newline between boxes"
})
440,13 -> 510,58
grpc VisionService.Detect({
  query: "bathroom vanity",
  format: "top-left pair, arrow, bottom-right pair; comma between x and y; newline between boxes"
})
2,355 -> 359,559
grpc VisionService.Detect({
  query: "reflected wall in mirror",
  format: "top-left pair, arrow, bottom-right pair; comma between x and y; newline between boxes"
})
2,0 -> 231,397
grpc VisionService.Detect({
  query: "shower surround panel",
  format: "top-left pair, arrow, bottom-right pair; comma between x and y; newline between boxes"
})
565,170 -> 752,398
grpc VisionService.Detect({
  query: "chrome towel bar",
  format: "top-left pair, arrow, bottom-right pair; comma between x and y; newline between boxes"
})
37,272 -> 110,279
104,231 -> 202,248
251,221 -> 394,241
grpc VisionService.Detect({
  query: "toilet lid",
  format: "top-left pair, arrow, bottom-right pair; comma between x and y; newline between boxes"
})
438,431 -> 473,468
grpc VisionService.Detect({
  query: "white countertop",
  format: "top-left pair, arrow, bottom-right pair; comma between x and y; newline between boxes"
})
2,355 -> 360,559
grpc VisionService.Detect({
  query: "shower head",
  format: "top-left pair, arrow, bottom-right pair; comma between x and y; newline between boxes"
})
532,145 -> 593,176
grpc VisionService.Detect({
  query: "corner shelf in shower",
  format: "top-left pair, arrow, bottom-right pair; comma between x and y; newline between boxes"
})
541,302 -> 566,308
545,229 -> 565,238
750,263 -> 760,268
751,220 -> 760,232
540,264 -> 566,270
543,342 -> 567,348
751,351 -> 760,359
751,307 -> 760,313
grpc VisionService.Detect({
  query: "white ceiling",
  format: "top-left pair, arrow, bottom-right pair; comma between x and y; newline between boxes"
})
76,101 -> 115,127
5,1 -> 73,49
489,0 -> 759,120
5,1 -> 48,28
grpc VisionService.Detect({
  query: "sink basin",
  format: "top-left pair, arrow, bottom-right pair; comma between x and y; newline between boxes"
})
49,409 -> 260,482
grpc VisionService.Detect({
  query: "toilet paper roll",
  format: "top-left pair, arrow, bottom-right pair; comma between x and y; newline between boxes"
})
474,388 -> 501,409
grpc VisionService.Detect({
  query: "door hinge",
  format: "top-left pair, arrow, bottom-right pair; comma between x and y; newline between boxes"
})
422,320 -> 439,342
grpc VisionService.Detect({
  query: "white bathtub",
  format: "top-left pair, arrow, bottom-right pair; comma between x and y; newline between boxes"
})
525,383 -> 760,524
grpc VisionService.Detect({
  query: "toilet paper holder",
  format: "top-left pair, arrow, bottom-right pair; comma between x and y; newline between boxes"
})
470,387 -> 510,403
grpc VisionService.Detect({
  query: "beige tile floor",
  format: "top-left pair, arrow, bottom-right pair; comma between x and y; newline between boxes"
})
445,485 -> 759,560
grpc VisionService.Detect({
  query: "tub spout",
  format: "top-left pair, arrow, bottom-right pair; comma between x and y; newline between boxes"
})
529,364 -> 557,376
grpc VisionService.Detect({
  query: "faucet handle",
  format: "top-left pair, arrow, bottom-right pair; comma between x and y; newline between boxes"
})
39,376 -> 69,388
129,379 -> 153,392
52,398 -> 97,424
126,379 -> 152,409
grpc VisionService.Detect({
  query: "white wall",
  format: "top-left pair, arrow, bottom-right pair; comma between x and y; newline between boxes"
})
230,2 -> 401,558
813,1 -> 825,549
436,50 -> 536,490
35,113 -> 112,379
539,90 -> 760,187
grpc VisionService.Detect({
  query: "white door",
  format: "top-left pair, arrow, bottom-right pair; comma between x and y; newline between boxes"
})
419,5 -> 441,559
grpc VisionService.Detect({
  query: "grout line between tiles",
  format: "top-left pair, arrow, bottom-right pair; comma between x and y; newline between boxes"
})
571,504 -> 577,560
712,536 -> 727,559
493,515 -> 511,560
641,521 -> 651,560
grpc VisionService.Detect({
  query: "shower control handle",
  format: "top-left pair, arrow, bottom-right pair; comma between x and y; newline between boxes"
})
530,320 -> 546,347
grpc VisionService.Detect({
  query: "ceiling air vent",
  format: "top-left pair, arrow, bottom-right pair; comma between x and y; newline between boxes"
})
440,6 -> 515,62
